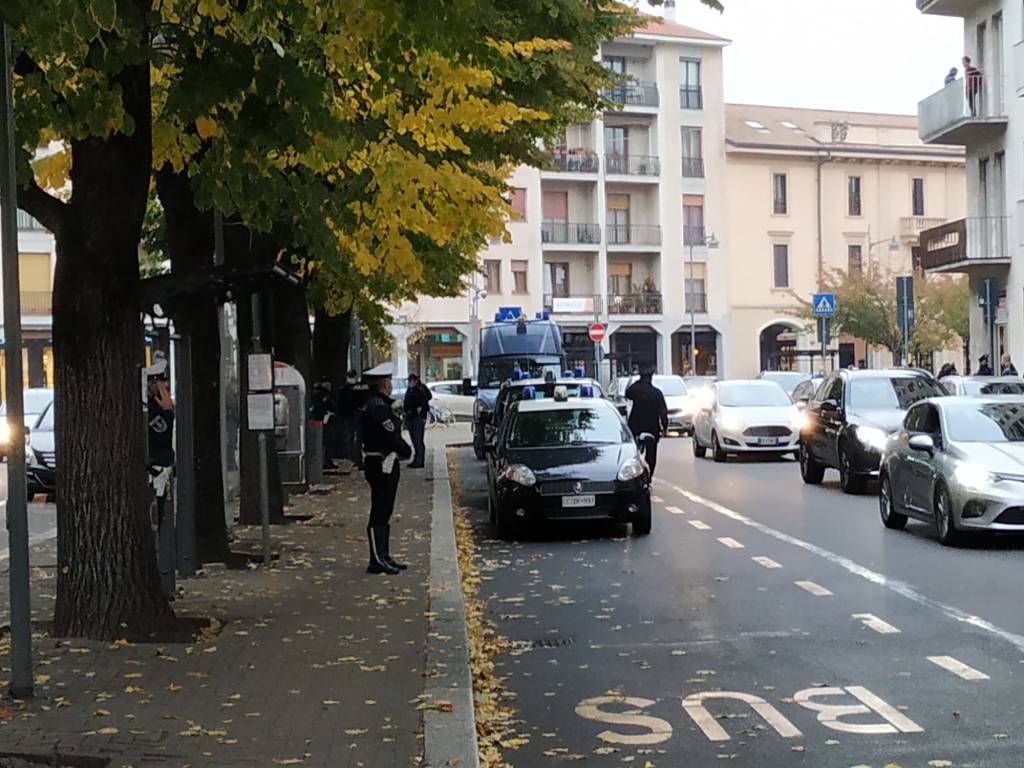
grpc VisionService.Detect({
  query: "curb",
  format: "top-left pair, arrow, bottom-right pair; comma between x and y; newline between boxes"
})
424,441 -> 480,768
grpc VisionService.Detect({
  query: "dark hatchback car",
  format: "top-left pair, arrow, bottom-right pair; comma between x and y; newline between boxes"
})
799,369 -> 944,494
478,377 -> 605,453
485,394 -> 651,538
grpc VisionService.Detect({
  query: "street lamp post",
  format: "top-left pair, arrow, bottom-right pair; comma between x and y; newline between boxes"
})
688,231 -> 719,375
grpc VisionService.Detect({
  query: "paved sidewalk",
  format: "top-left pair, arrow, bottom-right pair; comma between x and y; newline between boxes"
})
0,446 -> 445,767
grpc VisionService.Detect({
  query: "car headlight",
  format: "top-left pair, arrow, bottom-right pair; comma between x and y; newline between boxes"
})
720,410 -> 744,432
501,464 -> 537,487
617,458 -> 645,482
790,411 -> 810,432
954,461 -> 994,491
855,425 -> 889,451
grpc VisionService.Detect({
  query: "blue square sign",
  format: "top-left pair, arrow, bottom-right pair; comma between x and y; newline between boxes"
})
812,293 -> 836,317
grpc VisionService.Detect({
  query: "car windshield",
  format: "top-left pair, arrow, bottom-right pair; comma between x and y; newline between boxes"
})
964,380 -> 1024,396
508,406 -> 628,447
479,360 -> 563,389
760,372 -> 808,394
37,402 -> 54,431
718,383 -> 791,408
945,402 -> 1024,443
652,377 -> 687,396
848,377 -> 943,410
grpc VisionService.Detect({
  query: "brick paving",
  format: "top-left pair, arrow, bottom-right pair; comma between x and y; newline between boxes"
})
0,461 -> 438,768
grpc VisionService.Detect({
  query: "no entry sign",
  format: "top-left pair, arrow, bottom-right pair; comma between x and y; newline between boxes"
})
588,323 -> 606,343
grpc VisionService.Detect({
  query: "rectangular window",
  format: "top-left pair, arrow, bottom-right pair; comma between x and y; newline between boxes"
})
485,259 -> 502,294
772,244 -> 789,288
608,262 -> 632,295
772,173 -> 788,215
544,262 -> 569,297
848,176 -> 862,216
509,188 -> 527,221
607,193 -> 630,244
603,56 -> 625,74
848,244 -> 863,274
912,178 -> 925,216
681,127 -> 703,177
683,194 -> 704,245
684,263 -> 707,313
680,58 -> 702,109
512,260 -> 528,294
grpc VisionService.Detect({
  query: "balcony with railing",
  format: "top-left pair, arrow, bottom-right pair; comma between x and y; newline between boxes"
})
899,215 -> 947,243
604,81 -> 659,108
608,292 -> 663,316
606,224 -> 661,247
21,290 -> 53,315
681,157 -> 705,179
919,216 -> 1010,272
543,294 -> 603,315
16,210 -> 45,231
541,221 -> 601,246
916,0 -> 978,16
546,148 -> 600,174
679,86 -> 703,110
605,153 -> 660,177
918,78 -> 1006,145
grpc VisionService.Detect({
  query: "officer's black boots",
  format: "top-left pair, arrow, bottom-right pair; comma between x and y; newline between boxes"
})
381,523 -> 408,570
366,525 -> 400,575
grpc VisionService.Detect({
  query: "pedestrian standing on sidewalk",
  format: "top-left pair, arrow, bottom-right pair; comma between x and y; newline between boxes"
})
310,380 -> 336,469
145,356 -> 176,598
403,373 -> 432,469
360,363 -> 412,575
624,364 -> 668,477
978,354 -> 994,376
1001,354 -> 1018,376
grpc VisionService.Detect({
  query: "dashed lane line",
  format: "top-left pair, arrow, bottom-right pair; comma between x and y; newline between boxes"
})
852,613 -> 900,635
795,580 -> 833,597
927,656 -> 990,681
665,506 -> 686,515
717,537 -> 745,549
657,478 -> 1024,655
651,495 -> 664,503
687,520 -> 711,531
752,556 -> 782,569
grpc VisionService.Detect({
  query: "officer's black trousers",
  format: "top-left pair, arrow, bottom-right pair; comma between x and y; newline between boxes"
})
407,416 -> 427,466
365,456 -> 401,526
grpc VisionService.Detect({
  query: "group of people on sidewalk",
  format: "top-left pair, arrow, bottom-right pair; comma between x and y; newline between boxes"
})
940,353 -> 1018,379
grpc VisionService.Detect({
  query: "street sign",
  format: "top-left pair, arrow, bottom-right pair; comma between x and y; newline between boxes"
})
812,293 -> 836,317
588,323 -> 606,343
896,277 -> 914,331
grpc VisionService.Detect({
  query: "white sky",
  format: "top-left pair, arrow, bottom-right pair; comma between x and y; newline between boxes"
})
640,0 -> 965,114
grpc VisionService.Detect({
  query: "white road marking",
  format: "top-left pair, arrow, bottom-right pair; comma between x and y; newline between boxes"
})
651,496 -> 664,503
687,520 -> 711,530
794,686 -> 923,734
752,556 -> 782,569
665,506 -> 686,515
852,613 -> 900,635
575,696 -> 673,745
927,656 -> 989,681
794,580 -> 832,597
717,537 -> 745,549
656,478 -> 1024,655
682,691 -> 802,742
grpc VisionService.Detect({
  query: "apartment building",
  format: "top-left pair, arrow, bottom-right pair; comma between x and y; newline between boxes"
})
388,12 -> 730,381
725,105 -> 965,377
916,0 -> 1021,370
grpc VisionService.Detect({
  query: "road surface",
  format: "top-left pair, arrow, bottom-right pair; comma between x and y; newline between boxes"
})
452,437 -> 1024,766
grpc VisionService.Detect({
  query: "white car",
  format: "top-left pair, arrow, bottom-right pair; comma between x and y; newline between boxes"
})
692,380 -> 804,462
0,388 -> 53,459
428,380 -> 476,419
616,374 -> 693,435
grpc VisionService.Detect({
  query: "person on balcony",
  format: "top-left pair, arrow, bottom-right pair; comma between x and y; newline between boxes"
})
963,56 -> 982,117
944,67 -> 958,87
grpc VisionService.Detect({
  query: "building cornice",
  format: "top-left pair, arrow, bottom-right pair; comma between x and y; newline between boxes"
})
620,33 -> 729,48
725,139 -> 965,166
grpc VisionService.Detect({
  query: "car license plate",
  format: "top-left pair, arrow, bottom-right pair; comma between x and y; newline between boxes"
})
755,437 -> 781,446
562,495 -> 596,508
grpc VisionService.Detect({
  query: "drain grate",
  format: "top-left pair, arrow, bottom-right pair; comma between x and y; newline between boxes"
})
530,636 -> 576,649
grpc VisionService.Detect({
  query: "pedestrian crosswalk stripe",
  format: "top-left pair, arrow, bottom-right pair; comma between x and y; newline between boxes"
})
688,520 -> 711,530
795,580 -> 832,597
651,496 -> 664,503
927,656 -> 989,680
717,537 -> 745,549
666,506 -> 686,515
852,613 -> 900,635
752,556 -> 782,569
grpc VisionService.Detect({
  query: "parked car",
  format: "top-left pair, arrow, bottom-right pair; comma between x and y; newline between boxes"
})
879,395 -> 1024,546
692,380 -> 802,462
484,392 -> 651,537
759,371 -> 810,397
615,374 -> 694,435
939,375 -> 1024,397
481,377 -> 605,452
0,388 -> 53,460
427,380 -> 476,420
27,396 -> 55,499
799,369 -> 944,494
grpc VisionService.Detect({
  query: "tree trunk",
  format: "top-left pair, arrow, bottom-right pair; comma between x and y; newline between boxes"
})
312,305 -> 351,390
46,60 -> 173,639
155,167 -> 229,565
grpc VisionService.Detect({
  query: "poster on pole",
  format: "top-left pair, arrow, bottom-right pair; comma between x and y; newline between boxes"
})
248,353 -> 273,392
247,392 -> 275,431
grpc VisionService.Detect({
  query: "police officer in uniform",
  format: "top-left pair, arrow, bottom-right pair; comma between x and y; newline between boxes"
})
625,364 -> 668,477
359,363 -> 413,575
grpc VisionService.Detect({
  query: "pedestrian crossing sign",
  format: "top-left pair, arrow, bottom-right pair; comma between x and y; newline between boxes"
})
812,293 -> 836,317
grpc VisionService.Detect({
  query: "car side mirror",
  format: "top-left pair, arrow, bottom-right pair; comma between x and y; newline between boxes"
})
908,434 -> 935,454
462,379 -> 477,397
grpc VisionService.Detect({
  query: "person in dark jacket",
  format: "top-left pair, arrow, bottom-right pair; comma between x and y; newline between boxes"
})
339,371 -> 370,470
963,55 -> 982,116
944,66 -> 958,86
309,380 -> 336,469
360,363 -> 413,575
403,373 -> 432,468
624,366 -> 668,477
1001,354 -> 1018,376
977,354 -> 994,376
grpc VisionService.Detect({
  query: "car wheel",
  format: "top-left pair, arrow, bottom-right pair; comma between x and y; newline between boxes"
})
473,434 -> 486,461
692,434 -> 706,459
633,496 -> 652,536
798,441 -> 824,485
838,442 -> 866,495
934,484 -> 961,546
879,473 -> 907,530
711,432 -> 727,463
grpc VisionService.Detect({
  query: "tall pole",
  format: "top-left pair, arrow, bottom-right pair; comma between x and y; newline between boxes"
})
0,20 -> 33,699
250,292 -> 271,566
688,243 -> 696,375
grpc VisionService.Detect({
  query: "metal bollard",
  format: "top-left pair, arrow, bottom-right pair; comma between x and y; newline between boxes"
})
306,420 -> 324,486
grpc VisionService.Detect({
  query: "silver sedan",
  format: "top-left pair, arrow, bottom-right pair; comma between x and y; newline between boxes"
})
879,395 -> 1024,546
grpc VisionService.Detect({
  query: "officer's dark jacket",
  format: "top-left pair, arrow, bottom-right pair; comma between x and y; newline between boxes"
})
625,378 -> 668,438
403,382 -> 432,419
361,390 -> 412,459
339,382 -> 370,418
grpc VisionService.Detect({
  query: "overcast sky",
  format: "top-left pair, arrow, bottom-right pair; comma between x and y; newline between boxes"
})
640,0 -> 964,114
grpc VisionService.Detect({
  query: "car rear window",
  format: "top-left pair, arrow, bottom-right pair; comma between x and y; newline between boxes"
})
945,402 -> 1024,443
848,377 -> 943,410
718,383 -> 791,408
508,407 -> 628,447
652,377 -> 687,396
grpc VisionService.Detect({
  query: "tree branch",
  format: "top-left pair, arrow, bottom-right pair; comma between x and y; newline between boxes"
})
18,178 -> 68,234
